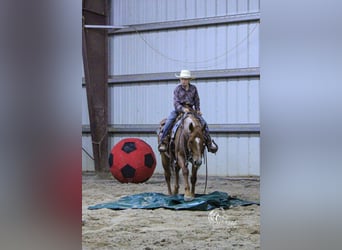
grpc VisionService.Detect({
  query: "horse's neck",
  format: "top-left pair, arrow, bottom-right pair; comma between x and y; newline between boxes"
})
183,117 -> 191,133
177,116 -> 203,156
175,117 -> 192,143
179,116 -> 199,142
184,115 -> 199,129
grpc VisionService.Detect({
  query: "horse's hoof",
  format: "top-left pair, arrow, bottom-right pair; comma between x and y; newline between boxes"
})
184,195 -> 194,202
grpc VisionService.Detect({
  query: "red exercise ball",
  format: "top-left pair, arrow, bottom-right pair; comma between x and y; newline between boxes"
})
108,138 -> 157,183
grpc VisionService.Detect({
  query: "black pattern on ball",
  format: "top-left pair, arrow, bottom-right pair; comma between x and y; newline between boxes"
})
121,142 -> 136,153
144,153 -> 155,168
121,164 -> 136,178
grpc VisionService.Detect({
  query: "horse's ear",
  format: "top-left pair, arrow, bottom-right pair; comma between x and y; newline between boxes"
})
189,123 -> 194,132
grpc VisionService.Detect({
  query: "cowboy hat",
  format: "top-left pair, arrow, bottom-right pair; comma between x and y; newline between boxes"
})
175,70 -> 194,79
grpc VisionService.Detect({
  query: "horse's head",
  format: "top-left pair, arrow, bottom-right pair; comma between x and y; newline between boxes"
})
187,121 -> 205,167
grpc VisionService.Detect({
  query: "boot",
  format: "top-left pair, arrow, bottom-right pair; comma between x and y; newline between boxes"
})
158,142 -> 167,152
158,138 -> 168,152
205,134 -> 218,153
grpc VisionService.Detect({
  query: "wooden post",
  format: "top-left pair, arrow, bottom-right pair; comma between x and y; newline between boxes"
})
82,0 -> 108,172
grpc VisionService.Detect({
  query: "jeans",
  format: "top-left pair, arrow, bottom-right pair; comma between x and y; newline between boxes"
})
160,110 -> 210,141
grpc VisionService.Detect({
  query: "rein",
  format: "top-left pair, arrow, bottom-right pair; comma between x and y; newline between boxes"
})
204,149 -> 208,194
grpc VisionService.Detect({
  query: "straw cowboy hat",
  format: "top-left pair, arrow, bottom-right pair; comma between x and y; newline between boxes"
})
175,69 -> 195,79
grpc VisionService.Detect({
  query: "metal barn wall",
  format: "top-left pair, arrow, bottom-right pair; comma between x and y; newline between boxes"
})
110,23 -> 259,74
112,0 -> 260,24
107,79 -> 259,124
82,0 -> 260,176
102,133 -> 259,176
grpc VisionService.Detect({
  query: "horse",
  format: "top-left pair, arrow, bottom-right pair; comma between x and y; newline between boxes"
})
158,111 -> 205,201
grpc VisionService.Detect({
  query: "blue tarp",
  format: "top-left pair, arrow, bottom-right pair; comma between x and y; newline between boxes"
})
88,191 -> 259,211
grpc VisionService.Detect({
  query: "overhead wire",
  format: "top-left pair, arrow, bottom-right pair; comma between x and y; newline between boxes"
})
120,3 -> 260,70
129,22 -> 259,69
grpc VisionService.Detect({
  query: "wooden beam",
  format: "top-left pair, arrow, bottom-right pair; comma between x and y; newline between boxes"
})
82,0 -> 108,172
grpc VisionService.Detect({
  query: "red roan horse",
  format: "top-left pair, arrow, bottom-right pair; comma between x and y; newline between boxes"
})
158,112 -> 205,201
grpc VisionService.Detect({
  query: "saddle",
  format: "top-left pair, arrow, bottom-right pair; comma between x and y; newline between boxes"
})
158,113 -> 184,145
158,111 -> 201,151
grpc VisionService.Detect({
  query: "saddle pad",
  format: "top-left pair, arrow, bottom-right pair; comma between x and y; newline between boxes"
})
88,191 -> 259,211
171,118 -> 183,139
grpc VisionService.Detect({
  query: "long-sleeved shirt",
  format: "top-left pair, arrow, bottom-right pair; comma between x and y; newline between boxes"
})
173,83 -> 200,112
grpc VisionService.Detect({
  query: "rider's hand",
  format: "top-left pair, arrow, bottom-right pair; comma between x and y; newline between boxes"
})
197,110 -> 202,116
183,107 -> 190,113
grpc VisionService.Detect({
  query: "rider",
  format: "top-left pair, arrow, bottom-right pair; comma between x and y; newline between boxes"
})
158,69 -> 218,153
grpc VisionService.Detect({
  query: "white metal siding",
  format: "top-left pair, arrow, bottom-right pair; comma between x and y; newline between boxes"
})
82,133 -> 260,176
106,134 -> 259,176
109,78 -> 259,125
82,135 -> 94,171
112,0 -> 260,25
110,23 -> 259,74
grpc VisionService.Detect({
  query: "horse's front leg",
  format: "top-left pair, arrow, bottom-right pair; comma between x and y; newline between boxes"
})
190,164 -> 199,198
177,155 -> 192,201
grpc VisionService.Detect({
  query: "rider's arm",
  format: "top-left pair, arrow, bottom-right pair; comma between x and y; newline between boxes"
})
174,86 -> 186,112
194,86 -> 200,112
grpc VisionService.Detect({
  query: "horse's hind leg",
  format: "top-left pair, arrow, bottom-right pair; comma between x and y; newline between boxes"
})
190,165 -> 199,198
161,154 -> 172,195
173,163 -> 180,195
164,168 -> 172,195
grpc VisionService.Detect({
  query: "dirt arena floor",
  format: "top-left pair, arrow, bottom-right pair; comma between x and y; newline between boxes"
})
82,172 -> 260,250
